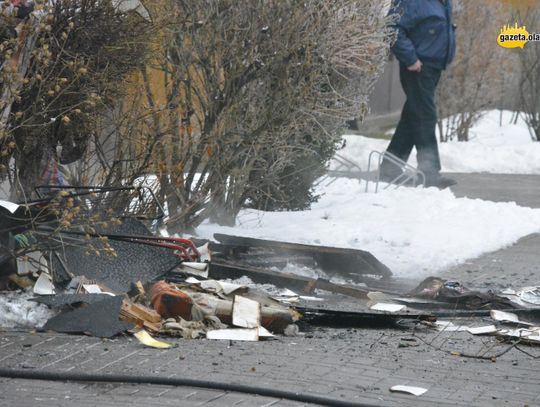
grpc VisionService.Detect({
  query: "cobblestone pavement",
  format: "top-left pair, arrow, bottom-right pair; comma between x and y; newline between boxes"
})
0,325 -> 539,407
440,233 -> 540,291
443,173 -> 540,291
448,173 -> 540,209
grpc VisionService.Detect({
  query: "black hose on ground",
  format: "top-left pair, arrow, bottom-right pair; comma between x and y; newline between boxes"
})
0,368 -> 384,407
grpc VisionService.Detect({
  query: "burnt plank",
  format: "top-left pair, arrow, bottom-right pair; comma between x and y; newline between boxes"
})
297,306 -> 434,328
209,260 -> 369,300
209,260 -> 314,292
213,233 -> 392,279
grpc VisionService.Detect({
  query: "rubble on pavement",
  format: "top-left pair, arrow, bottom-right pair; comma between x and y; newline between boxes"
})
0,193 -> 540,348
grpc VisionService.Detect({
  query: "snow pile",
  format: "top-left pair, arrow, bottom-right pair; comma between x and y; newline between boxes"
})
336,110 -> 540,174
0,290 -> 54,328
197,178 -> 540,278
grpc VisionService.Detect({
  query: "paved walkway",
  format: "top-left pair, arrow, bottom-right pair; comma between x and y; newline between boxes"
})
0,326 -> 539,407
448,173 -> 540,208
441,173 -> 540,290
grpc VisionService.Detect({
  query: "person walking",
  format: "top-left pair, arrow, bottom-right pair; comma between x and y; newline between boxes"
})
380,0 -> 457,188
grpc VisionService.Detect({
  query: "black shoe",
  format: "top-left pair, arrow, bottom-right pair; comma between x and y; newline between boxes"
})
424,175 -> 457,189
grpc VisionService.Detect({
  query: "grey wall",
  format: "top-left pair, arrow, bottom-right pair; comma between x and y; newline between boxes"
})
368,58 -> 405,116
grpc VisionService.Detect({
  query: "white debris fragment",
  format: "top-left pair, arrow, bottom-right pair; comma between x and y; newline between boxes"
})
467,325 -> 498,335
178,262 -> 209,278
369,303 -> 406,313
0,199 -> 19,214
518,287 -> 540,305
0,290 -> 54,328
232,295 -> 260,329
435,321 -> 468,332
206,328 -> 259,341
33,273 -> 55,295
390,385 -> 428,396
490,310 -> 533,326
111,0 -> 151,21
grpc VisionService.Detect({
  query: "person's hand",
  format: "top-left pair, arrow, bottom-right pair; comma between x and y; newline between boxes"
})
407,60 -> 422,72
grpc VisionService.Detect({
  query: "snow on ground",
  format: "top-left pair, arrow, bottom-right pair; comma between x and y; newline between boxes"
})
0,290 -> 54,328
197,177 -> 540,278
335,110 -> 540,174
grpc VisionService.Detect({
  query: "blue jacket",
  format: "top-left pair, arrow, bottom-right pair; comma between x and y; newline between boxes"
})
389,0 -> 456,70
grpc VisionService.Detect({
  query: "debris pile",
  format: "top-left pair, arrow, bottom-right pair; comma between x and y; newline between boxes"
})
1,193 -> 540,350
435,309 -> 540,346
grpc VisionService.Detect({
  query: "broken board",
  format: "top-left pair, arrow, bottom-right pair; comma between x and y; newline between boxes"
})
212,233 -> 392,280
208,259 -> 369,300
296,306 -> 435,328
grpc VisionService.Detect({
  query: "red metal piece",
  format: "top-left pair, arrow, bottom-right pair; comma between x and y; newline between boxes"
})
150,281 -> 194,320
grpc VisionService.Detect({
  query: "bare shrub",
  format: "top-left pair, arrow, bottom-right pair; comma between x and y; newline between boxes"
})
83,0 -> 393,230
0,0 -> 151,198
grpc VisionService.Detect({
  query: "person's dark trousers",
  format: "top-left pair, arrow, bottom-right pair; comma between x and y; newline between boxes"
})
381,64 -> 442,180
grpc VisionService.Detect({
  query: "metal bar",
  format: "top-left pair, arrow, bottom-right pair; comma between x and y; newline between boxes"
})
36,227 -> 200,261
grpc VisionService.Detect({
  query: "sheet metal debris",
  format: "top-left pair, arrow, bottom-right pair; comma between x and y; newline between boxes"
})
209,259 -> 370,300
435,321 -> 469,332
176,262 -> 209,279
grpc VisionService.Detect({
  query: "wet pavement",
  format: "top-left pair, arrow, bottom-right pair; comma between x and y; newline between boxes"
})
0,324 -> 539,407
449,173 -> 540,209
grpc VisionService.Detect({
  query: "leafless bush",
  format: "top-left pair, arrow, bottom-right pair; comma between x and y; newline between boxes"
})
82,0 -> 393,230
0,0 -> 151,198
